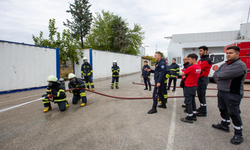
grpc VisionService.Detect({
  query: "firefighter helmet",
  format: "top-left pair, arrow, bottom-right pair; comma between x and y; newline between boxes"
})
47,75 -> 58,82
68,73 -> 76,79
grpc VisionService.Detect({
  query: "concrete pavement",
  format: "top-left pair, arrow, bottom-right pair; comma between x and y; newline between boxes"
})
0,73 -> 250,150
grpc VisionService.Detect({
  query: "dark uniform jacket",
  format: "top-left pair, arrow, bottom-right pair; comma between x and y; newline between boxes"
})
213,58 -> 247,95
112,65 -> 120,77
68,78 -> 85,95
142,65 -> 151,78
45,82 -> 66,103
150,58 -> 166,84
169,63 -> 180,78
81,63 -> 93,76
197,55 -> 212,77
180,62 -> 191,87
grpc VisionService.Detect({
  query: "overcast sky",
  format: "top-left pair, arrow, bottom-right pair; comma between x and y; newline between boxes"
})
0,0 -> 249,56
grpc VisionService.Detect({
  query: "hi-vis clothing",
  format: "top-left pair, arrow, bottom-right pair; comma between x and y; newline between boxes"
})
112,66 -> 120,77
68,78 -> 87,104
163,64 -> 170,102
81,63 -> 93,76
169,63 -> 179,78
42,82 -> 67,111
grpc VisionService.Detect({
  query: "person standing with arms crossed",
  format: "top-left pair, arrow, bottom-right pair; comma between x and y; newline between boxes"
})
196,46 -> 212,117
180,54 -> 201,123
212,46 -> 246,145
180,57 -> 191,109
145,52 -> 166,114
141,61 -> 151,91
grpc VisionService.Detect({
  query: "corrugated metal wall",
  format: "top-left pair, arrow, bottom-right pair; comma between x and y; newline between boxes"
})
74,49 -> 141,80
0,41 -> 58,92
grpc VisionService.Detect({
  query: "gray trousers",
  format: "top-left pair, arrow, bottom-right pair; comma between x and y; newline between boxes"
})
218,90 -> 243,135
197,77 -> 209,113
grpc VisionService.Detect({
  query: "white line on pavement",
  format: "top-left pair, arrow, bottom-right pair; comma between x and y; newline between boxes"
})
0,94 -> 42,104
0,97 -> 43,113
166,98 -> 177,150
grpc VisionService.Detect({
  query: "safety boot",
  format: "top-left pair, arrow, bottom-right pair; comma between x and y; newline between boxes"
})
180,117 -> 193,123
92,88 -> 95,91
147,107 -> 157,114
149,87 -> 151,91
43,106 -> 52,113
230,135 -> 244,145
81,103 -> 86,107
144,88 -> 148,90
212,124 -> 230,133
116,86 -> 119,89
158,104 -> 167,109
182,105 -> 186,108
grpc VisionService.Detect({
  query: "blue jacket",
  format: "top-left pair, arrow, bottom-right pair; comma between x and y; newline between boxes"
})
150,58 -> 166,83
142,65 -> 151,78
169,63 -> 179,78
112,65 -> 120,77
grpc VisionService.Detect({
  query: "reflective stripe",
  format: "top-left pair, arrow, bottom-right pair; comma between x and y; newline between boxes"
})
91,70 -> 93,73
170,75 -> 176,77
80,92 -> 86,97
200,103 -> 207,106
53,98 -> 67,102
193,111 -> 196,114
221,118 -> 230,123
166,74 -> 170,79
164,95 -> 168,98
187,113 -> 193,116
46,90 -> 50,92
170,69 -> 176,71
42,99 -> 50,104
90,83 -> 94,85
234,126 -> 243,130
81,71 -> 83,74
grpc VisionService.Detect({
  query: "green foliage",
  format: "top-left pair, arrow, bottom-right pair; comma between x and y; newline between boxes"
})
144,55 -> 157,66
32,19 -> 83,65
63,0 -> 93,49
85,10 -> 145,55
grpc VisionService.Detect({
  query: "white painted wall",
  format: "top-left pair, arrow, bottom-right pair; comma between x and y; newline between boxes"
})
0,41 -> 57,92
74,49 -> 142,79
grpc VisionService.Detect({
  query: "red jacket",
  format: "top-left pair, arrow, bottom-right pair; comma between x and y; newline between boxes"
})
197,55 -> 212,77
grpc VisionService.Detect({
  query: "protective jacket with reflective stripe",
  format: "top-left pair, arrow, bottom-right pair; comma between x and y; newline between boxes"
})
81,63 -> 93,76
68,78 -> 86,95
169,63 -> 179,78
112,65 -> 120,77
44,83 -> 66,103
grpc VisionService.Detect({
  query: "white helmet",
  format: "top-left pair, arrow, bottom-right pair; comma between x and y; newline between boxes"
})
47,75 -> 58,82
83,57 -> 88,63
68,73 -> 76,79
113,60 -> 117,63
83,57 -> 87,60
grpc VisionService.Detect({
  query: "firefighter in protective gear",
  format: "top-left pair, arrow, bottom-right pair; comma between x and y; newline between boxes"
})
167,58 -> 179,91
111,60 -> 120,89
81,57 -> 95,90
163,60 -> 170,103
42,75 -> 68,113
68,73 -> 87,107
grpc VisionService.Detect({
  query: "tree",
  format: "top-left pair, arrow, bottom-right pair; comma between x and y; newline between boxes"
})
85,10 -> 145,55
32,19 -> 83,64
63,0 -> 93,49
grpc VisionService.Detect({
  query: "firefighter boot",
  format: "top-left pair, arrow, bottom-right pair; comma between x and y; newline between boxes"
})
147,107 -> 157,114
81,103 -> 86,107
43,106 -> 52,113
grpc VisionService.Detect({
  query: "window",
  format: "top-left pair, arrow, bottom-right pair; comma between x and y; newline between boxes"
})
176,57 -> 181,64
210,54 -> 224,64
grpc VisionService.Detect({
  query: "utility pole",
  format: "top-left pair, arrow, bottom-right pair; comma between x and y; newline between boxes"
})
247,6 -> 250,23
155,44 -> 157,53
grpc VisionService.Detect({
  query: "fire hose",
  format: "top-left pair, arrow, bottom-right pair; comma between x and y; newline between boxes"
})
132,82 -> 250,92
65,87 -> 250,99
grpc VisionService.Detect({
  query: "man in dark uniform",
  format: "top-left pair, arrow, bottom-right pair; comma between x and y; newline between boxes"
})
196,46 -> 212,117
142,61 -> 151,91
145,52 -> 166,114
81,57 -> 95,91
42,75 -> 69,112
68,73 -> 87,107
111,60 -> 120,89
180,57 -> 191,109
168,58 -> 179,92
212,46 -> 247,145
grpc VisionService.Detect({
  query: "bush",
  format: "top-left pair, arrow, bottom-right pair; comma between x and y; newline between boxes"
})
60,66 -> 73,79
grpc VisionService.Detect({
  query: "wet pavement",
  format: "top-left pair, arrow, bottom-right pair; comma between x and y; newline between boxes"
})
0,73 -> 250,150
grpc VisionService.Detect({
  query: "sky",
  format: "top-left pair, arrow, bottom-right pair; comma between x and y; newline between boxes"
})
0,0 -> 250,57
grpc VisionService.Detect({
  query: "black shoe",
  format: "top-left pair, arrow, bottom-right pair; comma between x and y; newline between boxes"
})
182,105 -> 186,108
180,117 -> 193,123
158,104 -> 167,109
147,108 -> 157,114
230,135 -> 244,145
144,88 -> 148,90
172,90 -> 175,92
196,112 -> 207,117
196,107 -> 201,113
212,124 -> 230,133
167,89 -> 170,90
149,88 -> 151,91
184,109 -> 187,113
192,116 -> 197,121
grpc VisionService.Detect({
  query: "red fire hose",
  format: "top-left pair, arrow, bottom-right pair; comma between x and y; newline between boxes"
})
132,82 -> 250,92
65,88 -> 250,99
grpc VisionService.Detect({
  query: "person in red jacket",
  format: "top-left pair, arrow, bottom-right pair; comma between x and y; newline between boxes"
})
196,46 -> 212,117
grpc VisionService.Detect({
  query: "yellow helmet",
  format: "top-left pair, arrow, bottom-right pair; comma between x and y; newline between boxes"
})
68,73 -> 76,79
47,75 -> 58,82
